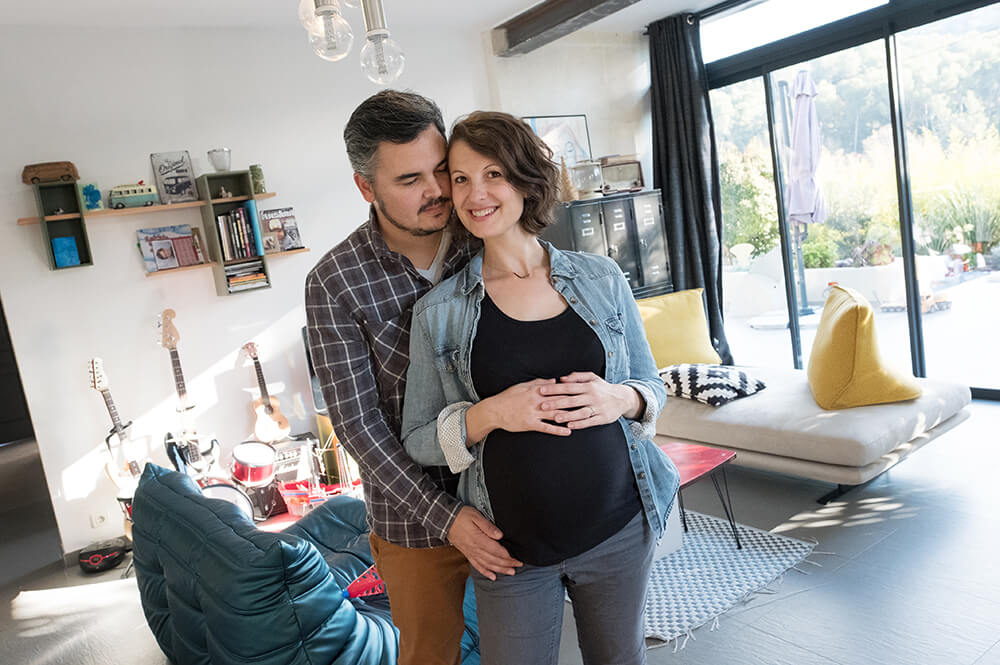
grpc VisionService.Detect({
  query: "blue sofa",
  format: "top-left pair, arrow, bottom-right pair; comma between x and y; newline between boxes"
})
131,464 -> 479,665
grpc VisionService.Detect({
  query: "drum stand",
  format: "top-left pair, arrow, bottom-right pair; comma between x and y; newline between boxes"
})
319,429 -> 362,499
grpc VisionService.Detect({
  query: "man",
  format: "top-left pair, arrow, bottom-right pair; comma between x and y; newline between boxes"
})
305,90 -> 520,665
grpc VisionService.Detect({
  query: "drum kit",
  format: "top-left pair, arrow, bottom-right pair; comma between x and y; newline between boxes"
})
196,440 -> 281,520
199,438 -> 345,521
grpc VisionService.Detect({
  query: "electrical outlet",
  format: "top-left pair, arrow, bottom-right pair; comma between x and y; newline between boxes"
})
89,512 -> 109,529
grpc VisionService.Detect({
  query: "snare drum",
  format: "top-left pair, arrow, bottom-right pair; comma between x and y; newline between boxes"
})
201,482 -> 254,519
231,441 -> 276,487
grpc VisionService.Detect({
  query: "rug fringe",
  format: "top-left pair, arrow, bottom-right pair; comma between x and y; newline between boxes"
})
648,511 -> 818,650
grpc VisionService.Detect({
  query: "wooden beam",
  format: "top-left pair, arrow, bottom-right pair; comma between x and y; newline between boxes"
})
492,0 -> 645,57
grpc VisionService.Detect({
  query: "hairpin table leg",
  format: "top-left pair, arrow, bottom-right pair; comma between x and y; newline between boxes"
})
711,467 -> 742,549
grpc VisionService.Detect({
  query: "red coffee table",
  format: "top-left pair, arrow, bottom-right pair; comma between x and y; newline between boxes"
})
658,441 -> 742,549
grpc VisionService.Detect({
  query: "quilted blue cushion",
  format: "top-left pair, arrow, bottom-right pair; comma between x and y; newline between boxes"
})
132,465 -> 398,665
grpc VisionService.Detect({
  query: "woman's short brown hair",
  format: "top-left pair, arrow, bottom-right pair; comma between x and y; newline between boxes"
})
449,111 -> 559,234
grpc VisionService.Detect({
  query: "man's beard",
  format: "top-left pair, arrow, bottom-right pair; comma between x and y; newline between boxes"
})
377,196 -> 452,237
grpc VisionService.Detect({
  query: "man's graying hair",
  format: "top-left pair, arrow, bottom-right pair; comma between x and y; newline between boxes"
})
343,90 -> 446,182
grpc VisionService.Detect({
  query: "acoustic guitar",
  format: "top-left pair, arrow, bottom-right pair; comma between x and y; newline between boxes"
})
157,308 -> 221,481
242,342 -> 291,443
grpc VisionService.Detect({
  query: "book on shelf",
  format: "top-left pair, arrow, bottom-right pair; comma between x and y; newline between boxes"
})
136,224 -> 205,272
215,204 -> 266,262
52,236 -> 81,268
244,200 -> 266,257
259,207 -> 304,254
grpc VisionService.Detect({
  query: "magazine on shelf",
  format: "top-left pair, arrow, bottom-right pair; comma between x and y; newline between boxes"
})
136,224 -> 204,272
259,207 -> 304,254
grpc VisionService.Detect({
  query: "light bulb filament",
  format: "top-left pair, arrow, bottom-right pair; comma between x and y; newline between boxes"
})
374,38 -> 388,75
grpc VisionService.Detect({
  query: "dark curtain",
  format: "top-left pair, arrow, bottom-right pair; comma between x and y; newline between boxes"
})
648,14 -> 733,364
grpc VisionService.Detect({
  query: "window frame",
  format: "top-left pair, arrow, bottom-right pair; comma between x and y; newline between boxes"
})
698,0 -> 1000,399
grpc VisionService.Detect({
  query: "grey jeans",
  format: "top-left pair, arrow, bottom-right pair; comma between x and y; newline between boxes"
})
471,511 -> 655,665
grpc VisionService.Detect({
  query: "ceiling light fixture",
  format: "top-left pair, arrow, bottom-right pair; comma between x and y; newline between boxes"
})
299,0 -> 405,85
308,0 -> 353,62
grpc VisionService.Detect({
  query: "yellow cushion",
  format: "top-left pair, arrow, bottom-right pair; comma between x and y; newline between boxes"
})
637,288 -> 721,368
807,285 -> 922,410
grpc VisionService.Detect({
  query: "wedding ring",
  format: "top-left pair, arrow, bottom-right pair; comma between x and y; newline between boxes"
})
589,406 -> 596,419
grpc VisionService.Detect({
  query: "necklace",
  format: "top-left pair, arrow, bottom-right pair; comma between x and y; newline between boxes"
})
484,261 -> 530,279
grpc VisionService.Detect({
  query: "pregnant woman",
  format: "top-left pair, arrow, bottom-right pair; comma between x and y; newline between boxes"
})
401,111 -> 679,665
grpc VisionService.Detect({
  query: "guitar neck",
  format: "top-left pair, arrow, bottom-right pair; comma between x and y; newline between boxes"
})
100,389 -> 142,478
169,348 -> 189,407
253,358 -> 272,405
100,389 -> 125,439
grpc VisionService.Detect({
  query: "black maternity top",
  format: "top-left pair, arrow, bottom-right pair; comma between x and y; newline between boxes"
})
471,293 -> 641,566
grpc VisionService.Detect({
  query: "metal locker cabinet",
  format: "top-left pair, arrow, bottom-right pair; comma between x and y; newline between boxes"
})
546,201 -> 607,257
601,198 -> 640,289
568,202 -> 607,256
632,192 -> 671,287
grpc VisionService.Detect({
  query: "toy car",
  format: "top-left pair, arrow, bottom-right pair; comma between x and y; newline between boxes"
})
109,182 -> 159,209
22,161 -> 79,184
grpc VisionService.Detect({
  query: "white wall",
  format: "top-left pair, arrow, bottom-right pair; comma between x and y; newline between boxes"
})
0,25 -> 490,553
485,31 -> 653,190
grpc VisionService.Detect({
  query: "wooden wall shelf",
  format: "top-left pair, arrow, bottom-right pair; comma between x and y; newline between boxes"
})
88,200 -> 206,219
16,191 -> 277,226
269,248 -> 310,258
145,262 -> 218,277
17,212 -> 81,225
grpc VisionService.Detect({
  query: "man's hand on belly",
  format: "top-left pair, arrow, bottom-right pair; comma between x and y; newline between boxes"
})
448,506 -> 523,580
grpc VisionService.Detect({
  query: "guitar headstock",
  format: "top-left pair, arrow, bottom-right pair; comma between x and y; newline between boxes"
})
242,342 -> 259,360
88,357 -> 108,391
158,309 -> 180,350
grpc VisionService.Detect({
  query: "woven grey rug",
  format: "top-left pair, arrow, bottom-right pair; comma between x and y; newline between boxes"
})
645,511 -> 815,647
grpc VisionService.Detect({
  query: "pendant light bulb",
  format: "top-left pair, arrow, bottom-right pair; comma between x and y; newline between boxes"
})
360,31 -> 405,84
297,0 -> 320,32
308,0 -> 354,62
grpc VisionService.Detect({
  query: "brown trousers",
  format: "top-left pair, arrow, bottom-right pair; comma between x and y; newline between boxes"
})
369,533 -> 471,665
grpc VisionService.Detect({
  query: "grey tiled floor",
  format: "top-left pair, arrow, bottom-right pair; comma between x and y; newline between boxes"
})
559,400 -> 1000,665
2,401 -> 998,665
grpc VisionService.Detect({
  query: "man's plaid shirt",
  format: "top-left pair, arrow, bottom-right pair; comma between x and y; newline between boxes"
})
305,208 -> 481,548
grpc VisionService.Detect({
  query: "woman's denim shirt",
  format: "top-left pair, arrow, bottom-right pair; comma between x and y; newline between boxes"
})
401,241 -> 680,540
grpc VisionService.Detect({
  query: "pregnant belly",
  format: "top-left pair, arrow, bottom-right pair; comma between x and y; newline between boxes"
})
481,423 -> 633,546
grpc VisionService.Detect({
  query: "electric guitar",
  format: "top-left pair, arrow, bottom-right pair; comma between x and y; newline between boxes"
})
242,342 -> 291,443
88,357 -> 145,496
157,308 -> 221,481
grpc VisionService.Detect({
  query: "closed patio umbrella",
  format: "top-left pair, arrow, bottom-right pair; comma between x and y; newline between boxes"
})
783,69 -> 826,315
786,69 -> 826,226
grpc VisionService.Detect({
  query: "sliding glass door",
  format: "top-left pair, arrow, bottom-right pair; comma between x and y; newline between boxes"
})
711,79 -> 792,368
768,42 -> 913,372
896,3 -> 1000,391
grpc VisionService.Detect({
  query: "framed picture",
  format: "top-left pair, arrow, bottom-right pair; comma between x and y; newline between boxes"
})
150,151 -> 198,204
522,114 -> 592,166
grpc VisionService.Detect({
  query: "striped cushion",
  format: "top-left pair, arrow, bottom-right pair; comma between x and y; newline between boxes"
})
660,364 -> 766,406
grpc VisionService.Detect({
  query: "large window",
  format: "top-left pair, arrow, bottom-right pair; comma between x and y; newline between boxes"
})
711,79 -> 792,367
770,43 -> 912,371
701,0 -> 1000,397
897,3 -> 1000,390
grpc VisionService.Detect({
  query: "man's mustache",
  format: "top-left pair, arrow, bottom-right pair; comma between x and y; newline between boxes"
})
419,197 -> 451,213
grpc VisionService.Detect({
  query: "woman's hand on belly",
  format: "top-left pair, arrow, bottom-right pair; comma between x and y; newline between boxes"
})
538,371 -> 644,430
466,377 -> 574,443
